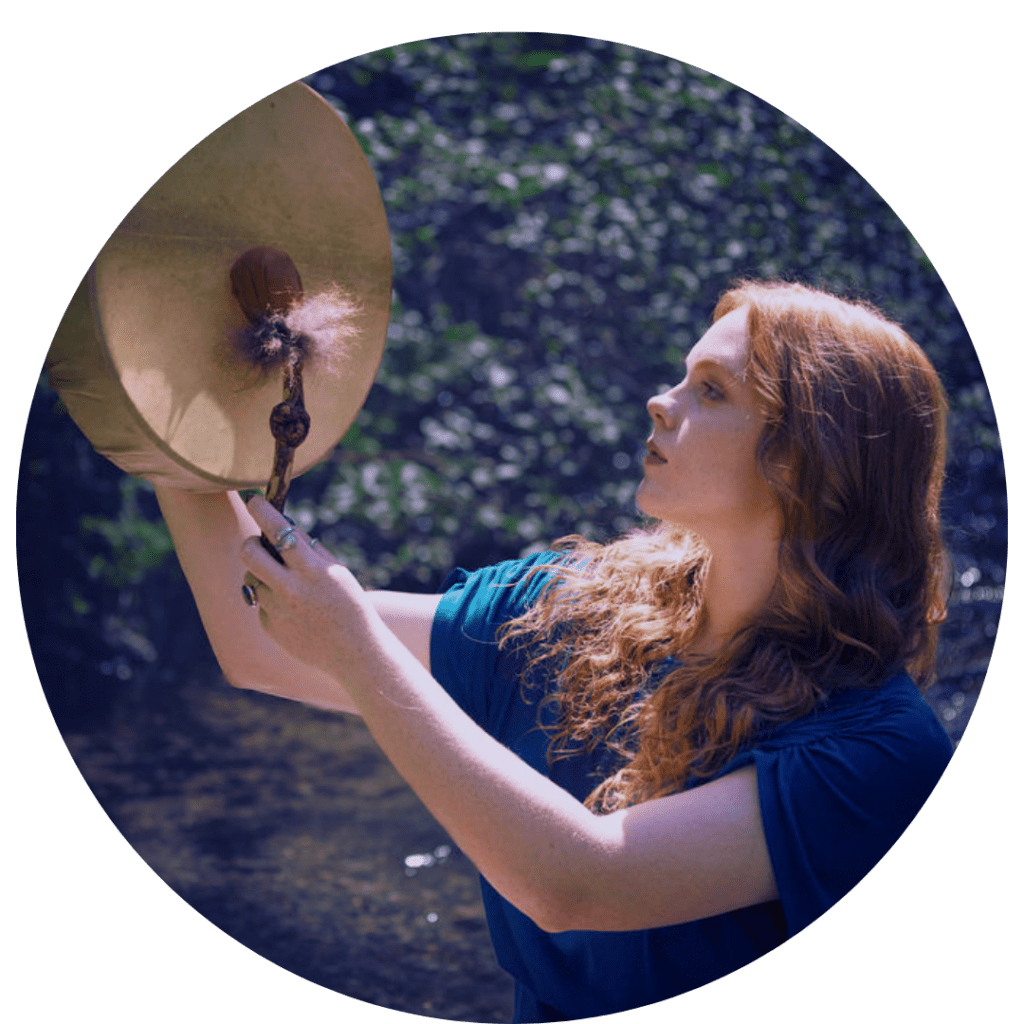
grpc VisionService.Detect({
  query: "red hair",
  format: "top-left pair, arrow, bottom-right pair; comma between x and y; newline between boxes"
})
499,281 -> 949,812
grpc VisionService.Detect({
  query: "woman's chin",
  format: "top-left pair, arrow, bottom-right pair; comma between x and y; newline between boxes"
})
635,487 -> 700,534
634,486 -> 672,526
633,480 -> 653,516
635,478 -> 669,513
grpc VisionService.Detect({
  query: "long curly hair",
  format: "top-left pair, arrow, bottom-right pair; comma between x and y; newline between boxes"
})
498,281 -> 949,813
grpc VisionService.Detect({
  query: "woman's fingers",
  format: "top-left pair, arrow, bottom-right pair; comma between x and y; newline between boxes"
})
233,496 -> 369,677
242,494 -> 341,568
240,532 -> 290,582
241,495 -> 318,572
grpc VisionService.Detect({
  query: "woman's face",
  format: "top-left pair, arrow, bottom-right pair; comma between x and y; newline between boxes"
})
635,306 -> 778,539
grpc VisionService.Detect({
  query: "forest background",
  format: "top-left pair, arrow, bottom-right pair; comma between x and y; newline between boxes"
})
15,32 -> 1007,1023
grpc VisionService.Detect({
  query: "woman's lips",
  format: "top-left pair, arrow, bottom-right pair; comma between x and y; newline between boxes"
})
645,441 -> 668,465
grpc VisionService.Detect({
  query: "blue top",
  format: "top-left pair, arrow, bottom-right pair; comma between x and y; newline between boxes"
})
429,553 -> 954,1022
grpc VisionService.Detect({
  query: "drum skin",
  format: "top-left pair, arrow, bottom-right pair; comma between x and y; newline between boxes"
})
46,81 -> 392,491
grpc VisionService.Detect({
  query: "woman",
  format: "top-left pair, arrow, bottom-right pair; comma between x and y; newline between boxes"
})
155,280 -> 953,1021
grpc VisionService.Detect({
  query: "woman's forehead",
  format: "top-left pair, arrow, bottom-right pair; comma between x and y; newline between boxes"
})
686,307 -> 750,374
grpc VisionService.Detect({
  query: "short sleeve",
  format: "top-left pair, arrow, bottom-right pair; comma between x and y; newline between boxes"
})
430,552 -> 563,732
729,681 -> 953,936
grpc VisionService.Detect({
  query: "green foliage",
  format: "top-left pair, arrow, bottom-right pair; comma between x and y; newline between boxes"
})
80,477 -> 174,587
290,32 -> 1002,593
20,33 -> 1004,732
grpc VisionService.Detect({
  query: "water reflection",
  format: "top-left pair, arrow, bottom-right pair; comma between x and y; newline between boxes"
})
404,843 -> 453,875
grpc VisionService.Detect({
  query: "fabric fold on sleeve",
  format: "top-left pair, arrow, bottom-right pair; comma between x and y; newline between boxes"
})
726,678 -> 953,936
430,552 -> 564,732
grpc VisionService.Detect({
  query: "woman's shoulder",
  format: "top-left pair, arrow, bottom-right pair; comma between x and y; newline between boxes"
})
429,550 -> 572,727
433,549 -> 569,640
436,549 -> 566,596
733,670 -> 954,795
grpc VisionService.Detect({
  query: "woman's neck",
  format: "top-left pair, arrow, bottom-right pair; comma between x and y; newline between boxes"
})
691,524 -> 780,657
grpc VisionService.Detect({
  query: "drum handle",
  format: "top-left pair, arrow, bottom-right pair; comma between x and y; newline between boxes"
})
230,247 -> 312,563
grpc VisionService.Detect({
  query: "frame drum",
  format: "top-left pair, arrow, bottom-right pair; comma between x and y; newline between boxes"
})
45,81 -> 392,491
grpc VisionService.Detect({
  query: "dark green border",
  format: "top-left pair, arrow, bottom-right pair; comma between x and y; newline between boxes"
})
6,2 -> 1015,1024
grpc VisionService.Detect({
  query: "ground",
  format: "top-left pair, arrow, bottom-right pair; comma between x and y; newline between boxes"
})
58,617 -> 985,1023
64,666 -> 515,1023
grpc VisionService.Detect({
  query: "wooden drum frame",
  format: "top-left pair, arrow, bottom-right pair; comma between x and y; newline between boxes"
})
46,81 -> 392,491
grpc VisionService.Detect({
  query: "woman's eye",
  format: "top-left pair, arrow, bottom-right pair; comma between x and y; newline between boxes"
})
701,381 -> 724,401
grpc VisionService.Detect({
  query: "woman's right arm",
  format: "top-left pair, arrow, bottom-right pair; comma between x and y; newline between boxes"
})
154,487 -> 441,714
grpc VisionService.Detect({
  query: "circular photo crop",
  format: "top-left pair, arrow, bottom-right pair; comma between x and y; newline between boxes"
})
17,30 -> 1006,1024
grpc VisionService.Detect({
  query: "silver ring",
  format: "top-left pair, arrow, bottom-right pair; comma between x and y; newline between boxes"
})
241,583 -> 259,608
273,526 -> 297,552
308,538 -> 320,550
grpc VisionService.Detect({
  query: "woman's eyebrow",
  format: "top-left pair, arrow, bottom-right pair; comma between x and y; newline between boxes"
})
684,356 -> 738,379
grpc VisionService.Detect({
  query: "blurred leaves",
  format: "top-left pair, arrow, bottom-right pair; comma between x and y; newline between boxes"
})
295,33 -> 1003,597
81,477 -> 174,588
18,380 -> 203,728
20,32 -> 1004,734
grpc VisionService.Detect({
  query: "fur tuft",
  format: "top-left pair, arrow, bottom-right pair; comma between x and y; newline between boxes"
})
284,285 -> 362,378
231,284 -> 362,381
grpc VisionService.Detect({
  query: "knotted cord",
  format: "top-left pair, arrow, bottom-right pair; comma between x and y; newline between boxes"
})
230,246 -> 312,560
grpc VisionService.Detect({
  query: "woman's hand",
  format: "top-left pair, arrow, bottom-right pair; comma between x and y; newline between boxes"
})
238,495 -> 377,680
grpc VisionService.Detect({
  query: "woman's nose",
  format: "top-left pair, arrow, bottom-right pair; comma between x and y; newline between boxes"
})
647,390 -> 676,427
